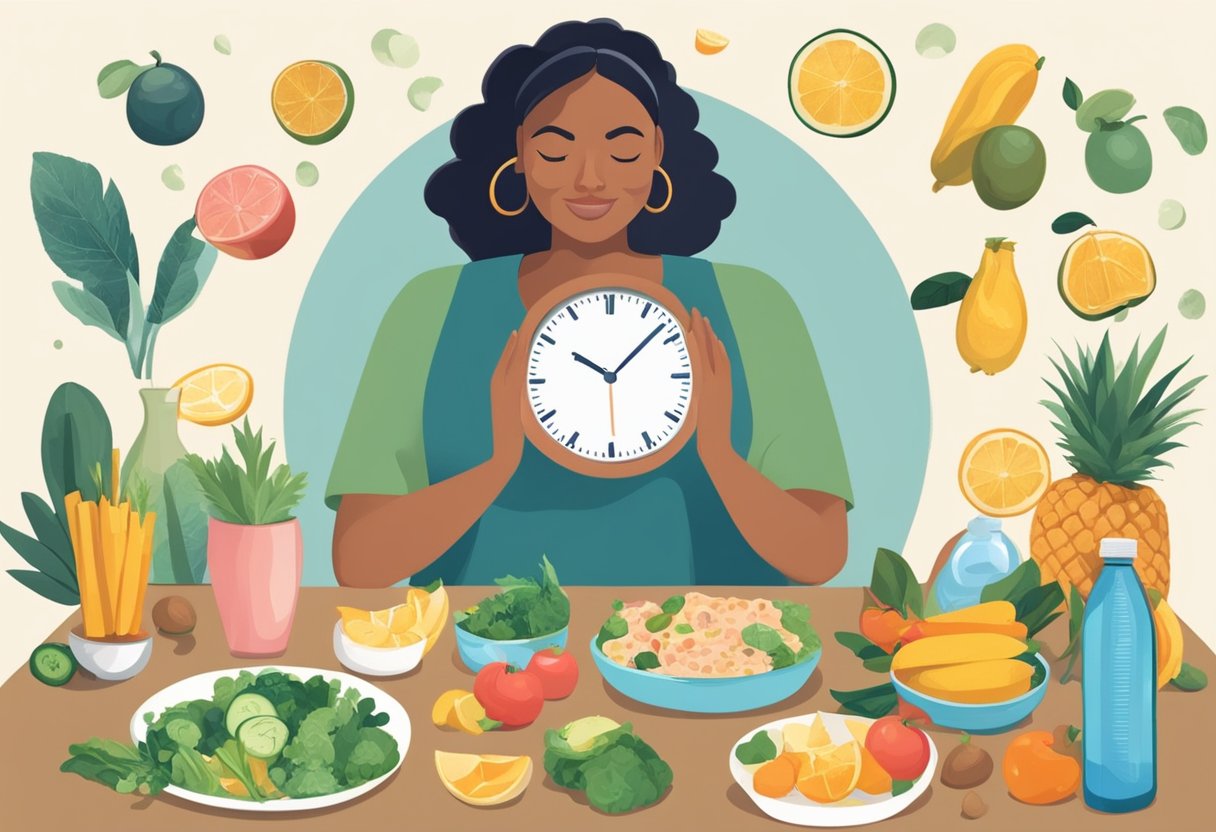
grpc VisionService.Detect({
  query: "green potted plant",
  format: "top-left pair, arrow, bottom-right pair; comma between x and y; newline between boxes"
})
184,419 -> 307,657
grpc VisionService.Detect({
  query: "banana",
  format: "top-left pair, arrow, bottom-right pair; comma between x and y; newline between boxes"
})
1153,596 -> 1184,688
890,632 -> 1027,672
926,600 -> 1017,626
899,658 -> 1034,704
931,44 -> 1044,192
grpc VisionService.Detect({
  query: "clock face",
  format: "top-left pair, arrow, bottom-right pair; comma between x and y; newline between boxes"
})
526,288 -> 693,462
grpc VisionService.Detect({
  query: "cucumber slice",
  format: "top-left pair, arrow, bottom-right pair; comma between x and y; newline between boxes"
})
29,643 -> 76,686
225,692 -> 277,736
236,715 -> 290,759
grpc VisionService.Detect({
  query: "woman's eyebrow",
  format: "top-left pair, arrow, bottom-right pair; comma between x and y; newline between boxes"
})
606,125 -> 644,139
531,125 -> 575,140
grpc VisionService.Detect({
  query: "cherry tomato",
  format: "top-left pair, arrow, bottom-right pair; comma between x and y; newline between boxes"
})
472,662 -> 544,727
865,716 -> 931,780
526,647 -> 580,699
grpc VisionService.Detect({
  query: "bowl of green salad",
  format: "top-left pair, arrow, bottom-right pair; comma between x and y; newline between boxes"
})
454,555 -> 570,672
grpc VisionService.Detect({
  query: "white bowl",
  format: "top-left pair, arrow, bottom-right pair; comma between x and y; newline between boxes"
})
332,621 -> 425,676
68,630 -> 153,681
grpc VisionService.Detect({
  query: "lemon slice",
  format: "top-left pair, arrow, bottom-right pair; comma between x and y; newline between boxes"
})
172,363 -> 253,426
695,29 -> 730,55
447,693 -> 487,735
435,751 -> 532,806
344,618 -> 391,647
959,428 -> 1051,517
788,29 -> 895,137
432,689 -> 468,726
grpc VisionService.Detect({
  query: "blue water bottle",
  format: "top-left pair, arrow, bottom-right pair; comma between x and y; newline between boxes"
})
1082,537 -> 1157,812
931,517 -> 1021,613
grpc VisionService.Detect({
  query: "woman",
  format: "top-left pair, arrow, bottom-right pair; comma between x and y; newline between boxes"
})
328,19 -> 852,587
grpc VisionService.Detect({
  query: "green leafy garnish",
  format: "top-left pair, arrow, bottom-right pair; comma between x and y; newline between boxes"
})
869,548 -> 924,619
661,595 -> 686,615
981,559 -> 1063,636
892,779 -> 915,796
645,613 -> 672,632
633,652 -> 660,671
674,623 -> 694,635
774,599 -> 821,660
734,731 -> 777,765
184,418 -> 307,526
457,555 -> 570,640
1163,106 -> 1207,155
1051,211 -> 1096,234
830,683 -> 898,719
596,613 -> 628,649
910,272 -> 971,310
544,720 -> 671,814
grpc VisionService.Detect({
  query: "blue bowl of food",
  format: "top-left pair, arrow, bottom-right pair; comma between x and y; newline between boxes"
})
456,625 -> 568,673
890,653 -> 1050,734
590,592 -> 822,714
453,555 -> 571,673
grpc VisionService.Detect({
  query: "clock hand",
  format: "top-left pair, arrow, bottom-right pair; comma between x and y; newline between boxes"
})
572,351 -> 616,383
608,383 -> 616,436
613,323 -> 667,375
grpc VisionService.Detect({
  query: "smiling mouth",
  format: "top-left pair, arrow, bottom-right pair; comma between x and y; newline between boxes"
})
565,198 -> 616,220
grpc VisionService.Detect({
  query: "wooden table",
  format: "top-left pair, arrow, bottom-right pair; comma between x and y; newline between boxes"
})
2,585 -> 1212,829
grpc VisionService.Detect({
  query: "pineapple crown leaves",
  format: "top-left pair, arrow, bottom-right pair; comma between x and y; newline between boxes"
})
183,417 -> 308,525
1041,327 -> 1205,487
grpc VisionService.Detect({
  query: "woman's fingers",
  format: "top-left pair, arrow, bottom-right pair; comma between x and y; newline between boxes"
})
493,330 -> 518,379
702,315 -> 717,373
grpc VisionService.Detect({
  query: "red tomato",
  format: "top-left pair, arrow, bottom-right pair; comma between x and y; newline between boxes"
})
526,647 -> 580,699
865,716 -> 931,781
472,662 -> 545,727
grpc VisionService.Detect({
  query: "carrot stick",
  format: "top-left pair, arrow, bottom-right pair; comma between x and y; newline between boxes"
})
128,512 -> 156,636
115,511 -> 146,636
75,501 -> 108,638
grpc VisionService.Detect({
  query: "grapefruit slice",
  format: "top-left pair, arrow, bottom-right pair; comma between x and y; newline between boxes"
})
172,363 -> 253,426
788,29 -> 895,137
195,165 -> 295,260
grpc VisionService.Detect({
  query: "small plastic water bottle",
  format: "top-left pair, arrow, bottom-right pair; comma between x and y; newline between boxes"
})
931,516 -> 1021,613
1082,537 -> 1157,812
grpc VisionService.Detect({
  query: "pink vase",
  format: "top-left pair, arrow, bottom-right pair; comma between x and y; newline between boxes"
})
207,517 -> 302,657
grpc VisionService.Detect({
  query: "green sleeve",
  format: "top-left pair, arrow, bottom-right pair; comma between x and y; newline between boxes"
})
324,266 -> 461,510
714,263 -> 854,508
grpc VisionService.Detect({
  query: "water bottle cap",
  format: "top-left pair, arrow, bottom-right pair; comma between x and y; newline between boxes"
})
1099,537 -> 1138,560
967,516 -> 1001,535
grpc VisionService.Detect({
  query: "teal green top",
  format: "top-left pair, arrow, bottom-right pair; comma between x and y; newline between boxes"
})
327,255 -> 851,585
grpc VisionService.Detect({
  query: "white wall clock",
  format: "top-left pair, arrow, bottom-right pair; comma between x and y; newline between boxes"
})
518,274 -> 701,478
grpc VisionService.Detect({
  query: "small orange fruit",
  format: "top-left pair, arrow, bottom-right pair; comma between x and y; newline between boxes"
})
695,29 -> 730,55
1003,730 -> 1081,805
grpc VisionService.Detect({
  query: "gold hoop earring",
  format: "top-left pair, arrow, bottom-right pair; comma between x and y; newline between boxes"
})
644,166 -> 673,214
489,157 -> 529,216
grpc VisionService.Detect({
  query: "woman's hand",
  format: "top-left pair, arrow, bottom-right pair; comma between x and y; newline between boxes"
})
489,329 -> 529,474
688,308 -> 735,464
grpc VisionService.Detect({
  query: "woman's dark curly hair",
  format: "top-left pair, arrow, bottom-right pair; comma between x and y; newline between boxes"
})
424,18 -> 736,261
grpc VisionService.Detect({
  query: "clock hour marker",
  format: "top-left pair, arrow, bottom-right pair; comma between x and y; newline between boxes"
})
608,442 -> 615,458
671,372 -> 689,379
566,431 -> 579,447
605,294 -> 615,315
641,301 -> 651,318
663,333 -> 679,345
541,409 -> 556,423
566,305 -> 578,320
664,411 -> 679,423
529,378 -> 546,384
540,333 -> 556,345
642,431 -> 652,448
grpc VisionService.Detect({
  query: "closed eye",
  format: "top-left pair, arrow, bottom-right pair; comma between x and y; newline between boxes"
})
611,153 -> 640,163
537,151 -> 567,162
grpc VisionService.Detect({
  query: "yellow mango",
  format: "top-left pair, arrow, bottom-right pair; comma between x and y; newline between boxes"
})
926,600 -> 1017,626
890,632 -> 1027,672
900,659 -> 1033,704
931,44 -> 1043,192
956,238 -> 1027,375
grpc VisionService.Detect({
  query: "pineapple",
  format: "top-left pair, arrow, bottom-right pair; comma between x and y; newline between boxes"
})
1031,328 -> 1204,599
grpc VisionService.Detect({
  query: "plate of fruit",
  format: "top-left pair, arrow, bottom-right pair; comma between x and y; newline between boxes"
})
729,711 -> 936,827
333,584 -> 449,676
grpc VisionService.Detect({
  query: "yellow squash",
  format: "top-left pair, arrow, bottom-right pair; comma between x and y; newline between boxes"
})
956,238 -> 1027,375
931,44 -> 1043,192
899,658 -> 1034,703
890,632 -> 1027,672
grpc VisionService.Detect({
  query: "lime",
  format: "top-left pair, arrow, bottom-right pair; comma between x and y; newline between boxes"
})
972,125 -> 1046,210
1086,121 -> 1152,193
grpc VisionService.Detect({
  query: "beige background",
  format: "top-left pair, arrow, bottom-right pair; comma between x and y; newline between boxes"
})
1,0 -> 1212,684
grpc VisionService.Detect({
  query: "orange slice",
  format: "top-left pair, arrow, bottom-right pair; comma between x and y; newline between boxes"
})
695,29 -> 730,55
845,719 -> 894,795
447,693 -> 487,735
959,428 -> 1051,517
788,30 -> 895,137
783,713 -> 832,753
271,60 -> 355,145
435,751 -> 532,806
796,740 -> 863,803
432,689 -> 468,726
172,364 -> 253,426
343,618 -> 391,647
336,606 -> 371,626
753,754 -> 799,798
1058,230 -> 1156,321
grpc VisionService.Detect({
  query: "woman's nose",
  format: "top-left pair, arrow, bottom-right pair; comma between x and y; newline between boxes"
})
574,154 -> 605,193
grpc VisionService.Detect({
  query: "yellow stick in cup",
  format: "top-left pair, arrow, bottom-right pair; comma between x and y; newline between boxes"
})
114,513 -> 146,637
127,512 -> 156,636
75,500 -> 109,638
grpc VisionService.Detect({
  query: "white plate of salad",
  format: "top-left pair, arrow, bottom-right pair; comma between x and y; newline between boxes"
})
100,666 -> 410,812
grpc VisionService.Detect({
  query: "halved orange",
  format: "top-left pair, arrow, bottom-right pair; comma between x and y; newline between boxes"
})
959,428 -> 1051,517
695,29 -> 730,55
1058,230 -> 1156,321
435,751 -> 532,806
788,30 -> 895,137
796,740 -> 863,803
272,60 -> 355,145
